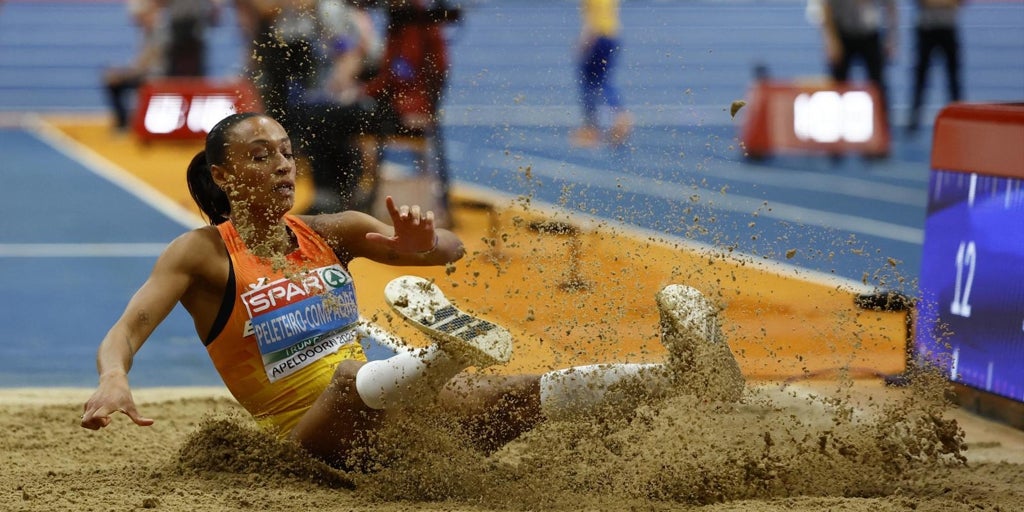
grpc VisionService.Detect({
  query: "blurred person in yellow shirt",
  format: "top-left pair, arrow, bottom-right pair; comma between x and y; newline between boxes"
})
571,0 -> 633,148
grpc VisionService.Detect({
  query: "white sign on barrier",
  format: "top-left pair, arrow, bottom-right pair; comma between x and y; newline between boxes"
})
792,90 -> 874,144
143,93 -> 237,135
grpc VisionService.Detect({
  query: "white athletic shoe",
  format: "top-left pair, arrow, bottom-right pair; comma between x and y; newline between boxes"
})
384,275 -> 513,368
655,284 -> 745,402
656,284 -> 723,352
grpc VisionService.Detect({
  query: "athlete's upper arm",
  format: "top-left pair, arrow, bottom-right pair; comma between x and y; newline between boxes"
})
304,211 -> 396,262
114,229 -> 217,349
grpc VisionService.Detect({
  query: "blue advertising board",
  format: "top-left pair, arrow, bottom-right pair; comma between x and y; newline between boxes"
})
915,170 -> 1024,401
914,103 -> 1024,404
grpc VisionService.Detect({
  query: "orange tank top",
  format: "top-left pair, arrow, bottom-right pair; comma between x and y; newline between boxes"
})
207,215 -> 366,433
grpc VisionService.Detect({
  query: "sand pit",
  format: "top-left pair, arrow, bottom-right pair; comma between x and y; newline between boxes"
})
3,377 -> 1023,511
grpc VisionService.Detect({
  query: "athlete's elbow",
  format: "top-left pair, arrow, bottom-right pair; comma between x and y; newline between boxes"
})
447,242 -> 466,262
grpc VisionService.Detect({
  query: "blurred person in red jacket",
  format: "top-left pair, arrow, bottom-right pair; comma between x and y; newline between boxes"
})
363,0 -> 459,224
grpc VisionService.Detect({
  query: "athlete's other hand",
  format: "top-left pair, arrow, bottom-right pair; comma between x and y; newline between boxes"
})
365,196 -> 437,254
81,373 -> 154,429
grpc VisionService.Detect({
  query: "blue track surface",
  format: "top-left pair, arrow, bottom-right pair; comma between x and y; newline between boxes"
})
0,125 -> 211,386
0,0 -> 1022,386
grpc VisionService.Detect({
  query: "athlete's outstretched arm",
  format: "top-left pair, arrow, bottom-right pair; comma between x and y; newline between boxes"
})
306,196 -> 465,266
80,232 -> 207,430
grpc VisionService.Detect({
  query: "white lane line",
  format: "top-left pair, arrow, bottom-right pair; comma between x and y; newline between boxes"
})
443,104 -> 725,127
694,157 -> 927,206
0,243 -> 166,257
25,115 -> 204,230
444,103 -> 931,191
510,153 -> 924,245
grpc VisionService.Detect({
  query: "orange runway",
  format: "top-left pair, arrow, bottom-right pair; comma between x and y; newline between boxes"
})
48,116 -> 907,381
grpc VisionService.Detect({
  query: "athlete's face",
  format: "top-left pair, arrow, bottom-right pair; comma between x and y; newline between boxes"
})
213,116 -> 297,219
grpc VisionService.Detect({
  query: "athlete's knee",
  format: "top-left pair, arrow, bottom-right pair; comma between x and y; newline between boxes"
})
327,360 -> 364,398
504,374 -> 542,399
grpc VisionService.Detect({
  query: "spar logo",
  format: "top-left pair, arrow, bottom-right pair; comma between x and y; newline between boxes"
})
241,265 -> 351,316
321,266 -> 349,288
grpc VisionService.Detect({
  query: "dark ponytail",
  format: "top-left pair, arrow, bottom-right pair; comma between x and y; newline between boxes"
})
185,112 -> 266,225
186,150 -> 231,225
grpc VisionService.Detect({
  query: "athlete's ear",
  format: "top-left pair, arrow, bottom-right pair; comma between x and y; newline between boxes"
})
209,163 -> 230,190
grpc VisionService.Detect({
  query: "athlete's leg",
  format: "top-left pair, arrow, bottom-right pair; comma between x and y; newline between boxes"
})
354,278 -> 745,458
532,284 -> 745,423
290,343 -> 487,467
433,363 -> 676,452
438,372 -> 543,453
288,359 -> 381,469
573,40 -> 606,147
355,344 -> 477,409
595,36 -> 633,145
290,317 -> 498,466
539,363 -> 670,420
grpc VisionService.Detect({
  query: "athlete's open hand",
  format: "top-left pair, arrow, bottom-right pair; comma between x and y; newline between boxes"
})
81,374 -> 154,430
365,196 -> 438,254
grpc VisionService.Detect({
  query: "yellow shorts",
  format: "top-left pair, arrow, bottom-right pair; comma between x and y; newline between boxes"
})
252,342 -> 367,438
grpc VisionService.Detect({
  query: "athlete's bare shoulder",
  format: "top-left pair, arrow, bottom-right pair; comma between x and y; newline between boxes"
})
160,225 -> 227,275
164,226 -> 230,326
170,225 -> 223,251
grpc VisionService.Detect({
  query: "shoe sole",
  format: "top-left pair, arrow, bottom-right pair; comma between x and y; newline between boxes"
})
384,275 -> 513,367
656,284 -> 746,402
656,284 -> 721,346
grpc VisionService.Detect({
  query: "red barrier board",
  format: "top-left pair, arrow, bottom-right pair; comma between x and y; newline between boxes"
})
131,78 -> 262,142
740,79 -> 890,159
931,102 -> 1024,179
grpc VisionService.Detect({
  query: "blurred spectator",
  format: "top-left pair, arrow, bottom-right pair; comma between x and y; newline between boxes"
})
102,0 -> 218,131
240,0 -> 384,215
364,0 -> 451,135
571,0 -> 632,148
363,0 -> 459,222
907,0 -> 962,134
819,0 -> 898,130
241,0 -> 322,131
291,0 -> 383,214
102,0 -> 164,131
164,0 -> 219,75
241,0 -> 458,216
318,0 -> 382,100
322,0 -> 383,79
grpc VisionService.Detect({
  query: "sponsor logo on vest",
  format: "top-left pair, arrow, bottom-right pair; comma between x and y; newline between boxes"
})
241,265 -> 351,316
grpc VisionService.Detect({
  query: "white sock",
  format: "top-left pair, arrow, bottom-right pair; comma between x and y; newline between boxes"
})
356,318 -> 412,357
538,363 -> 670,420
355,344 -> 467,410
